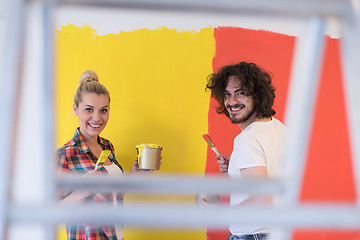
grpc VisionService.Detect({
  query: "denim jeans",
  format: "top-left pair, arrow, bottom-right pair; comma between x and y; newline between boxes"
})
227,233 -> 268,240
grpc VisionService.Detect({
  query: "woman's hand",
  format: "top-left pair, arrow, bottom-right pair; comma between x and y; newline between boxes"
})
216,154 -> 229,175
128,160 -> 153,176
60,169 -> 101,203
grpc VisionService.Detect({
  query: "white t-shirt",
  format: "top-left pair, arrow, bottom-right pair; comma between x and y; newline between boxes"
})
227,117 -> 285,235
105,163 -> 124,239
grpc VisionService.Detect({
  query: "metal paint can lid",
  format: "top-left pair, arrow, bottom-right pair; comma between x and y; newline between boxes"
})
136,144 -> 163,150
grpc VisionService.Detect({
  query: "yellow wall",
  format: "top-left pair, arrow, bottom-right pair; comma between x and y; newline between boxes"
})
56,24 -> 215,240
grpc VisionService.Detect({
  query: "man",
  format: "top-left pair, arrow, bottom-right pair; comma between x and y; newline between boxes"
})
206,62 -> 285,240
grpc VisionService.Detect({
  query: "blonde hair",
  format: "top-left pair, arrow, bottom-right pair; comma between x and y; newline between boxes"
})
74,70 -> 110,107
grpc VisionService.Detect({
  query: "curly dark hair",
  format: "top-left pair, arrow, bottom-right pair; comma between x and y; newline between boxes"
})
205,62 -> 276,119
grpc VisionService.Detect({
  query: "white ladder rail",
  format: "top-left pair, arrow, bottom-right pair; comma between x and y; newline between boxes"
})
0,0 -> 25,238
340,1 -> 360,206
2,1 -> 360,240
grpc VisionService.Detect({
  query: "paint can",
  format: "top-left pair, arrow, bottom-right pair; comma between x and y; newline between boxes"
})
136,144 -> 163,170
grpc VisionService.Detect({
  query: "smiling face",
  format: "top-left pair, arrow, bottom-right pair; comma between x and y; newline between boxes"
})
73,92 -> 110,141
224,76 -> 256,128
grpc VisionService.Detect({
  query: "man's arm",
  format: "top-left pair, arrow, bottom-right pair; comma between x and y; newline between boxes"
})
238,166 -> 272,205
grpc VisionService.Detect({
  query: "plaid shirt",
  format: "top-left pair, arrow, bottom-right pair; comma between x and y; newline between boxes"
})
57,128 -> 123,240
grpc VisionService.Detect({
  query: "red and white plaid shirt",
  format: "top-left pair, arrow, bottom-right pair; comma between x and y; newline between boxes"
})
57,128 -> 123,240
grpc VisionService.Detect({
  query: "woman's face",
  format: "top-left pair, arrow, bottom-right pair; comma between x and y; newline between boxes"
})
73,92 -> 110,140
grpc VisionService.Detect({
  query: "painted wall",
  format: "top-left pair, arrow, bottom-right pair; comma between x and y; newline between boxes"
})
55,6 -> 359,240
205,27 -> 358,240
56,24 -> 214,240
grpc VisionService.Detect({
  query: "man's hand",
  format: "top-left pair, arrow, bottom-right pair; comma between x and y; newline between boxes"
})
216,154 -> 229,175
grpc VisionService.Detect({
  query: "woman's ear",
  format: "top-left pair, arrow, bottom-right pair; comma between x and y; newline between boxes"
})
73,104 -> 78,116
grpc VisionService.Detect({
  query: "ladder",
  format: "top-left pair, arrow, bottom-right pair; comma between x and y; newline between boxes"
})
1,0 -> 360,239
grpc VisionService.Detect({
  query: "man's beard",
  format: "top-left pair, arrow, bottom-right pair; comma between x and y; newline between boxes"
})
228,104 -> 256,124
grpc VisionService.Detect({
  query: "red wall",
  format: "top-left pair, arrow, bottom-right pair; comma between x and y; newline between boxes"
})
205,27 -> 358,240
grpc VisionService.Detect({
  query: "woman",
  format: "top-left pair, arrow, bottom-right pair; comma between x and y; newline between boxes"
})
57,70 -> 150,240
